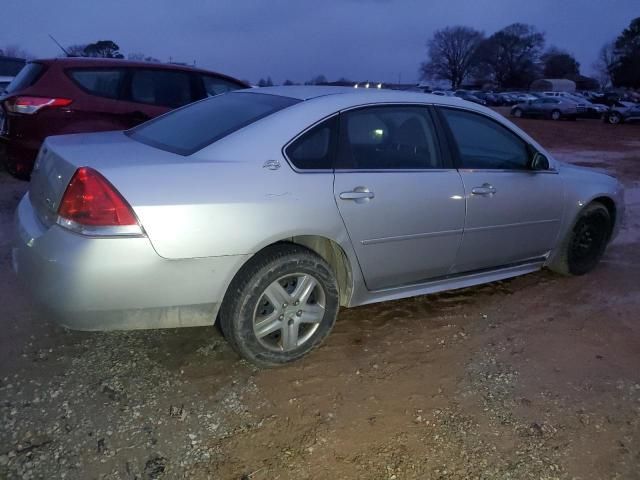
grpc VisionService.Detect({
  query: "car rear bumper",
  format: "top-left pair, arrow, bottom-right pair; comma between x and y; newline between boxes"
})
12,194 -> 250,331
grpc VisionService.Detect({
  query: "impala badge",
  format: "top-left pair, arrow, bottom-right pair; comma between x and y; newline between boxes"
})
263,159 -> 280,170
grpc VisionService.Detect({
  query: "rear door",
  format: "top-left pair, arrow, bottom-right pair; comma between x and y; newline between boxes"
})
332,105 -> 465,291
123,68 -> 198,126
65,67 -> 133,131
437,107 -> 563,273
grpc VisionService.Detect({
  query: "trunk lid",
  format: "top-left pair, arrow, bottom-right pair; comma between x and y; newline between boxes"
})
28,130 -> 183,228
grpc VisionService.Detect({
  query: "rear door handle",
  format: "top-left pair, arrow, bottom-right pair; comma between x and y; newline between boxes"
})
339,188 -> 375,202
471,183 -> 497,196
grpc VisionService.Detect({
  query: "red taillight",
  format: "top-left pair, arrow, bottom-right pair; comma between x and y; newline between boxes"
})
5,96 -> 73,115
57,167 -> 138,227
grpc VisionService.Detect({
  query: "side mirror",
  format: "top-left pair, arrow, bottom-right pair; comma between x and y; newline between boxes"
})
530,152 -> 550,171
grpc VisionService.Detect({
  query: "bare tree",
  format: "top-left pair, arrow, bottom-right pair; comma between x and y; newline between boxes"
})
593,41 -> 616,88
0,44 -> 32,59
128,52 -> 161,63
475,23 -> 545,88
420,26 -> 484,89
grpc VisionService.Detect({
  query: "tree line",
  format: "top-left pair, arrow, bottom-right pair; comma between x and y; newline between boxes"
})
421,17 -> 640,90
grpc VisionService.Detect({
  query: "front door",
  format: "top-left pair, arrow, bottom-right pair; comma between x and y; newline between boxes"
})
438,107 -> 564,273
333,105 -> 465,290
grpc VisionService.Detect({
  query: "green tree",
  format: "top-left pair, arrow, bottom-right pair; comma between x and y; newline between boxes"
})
610,17 -> 640,88
541,48 -> 580,78
83,40 -> 124,59
476,23 -> 545,88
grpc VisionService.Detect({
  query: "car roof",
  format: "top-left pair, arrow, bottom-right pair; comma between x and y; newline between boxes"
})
239,85 -> 473,108
31,57 -> 247,85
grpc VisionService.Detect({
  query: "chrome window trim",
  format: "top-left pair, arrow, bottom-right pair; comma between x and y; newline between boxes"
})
283,101 -> 451,174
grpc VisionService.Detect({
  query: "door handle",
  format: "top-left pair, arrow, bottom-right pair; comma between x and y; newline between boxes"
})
471,183 -> 497,196
339,188 -> 375,202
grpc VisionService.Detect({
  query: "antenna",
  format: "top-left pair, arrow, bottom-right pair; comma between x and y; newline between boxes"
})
48,34 -> 70,56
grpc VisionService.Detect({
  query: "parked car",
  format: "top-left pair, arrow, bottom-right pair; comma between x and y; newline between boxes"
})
496,93 -> 519,105
0,56 -> 25,93
0,58 -> 248,178
603,103 -> 640,124
511,97 -> 579,120
454,90 -> 486,105
472,91 -> 501,106
431,90 -> 454,96
0,76 -> 13,92
13,87 -> 624,366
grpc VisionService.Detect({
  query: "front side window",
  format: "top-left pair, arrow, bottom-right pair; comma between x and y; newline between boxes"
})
201,75 -> 245,96
439,108 -> 529,170
128,92 -> 299,155
130,69 -> 193,108
69,69 -> 125,99
336,106 -> 441,169
285,117 -> 337,170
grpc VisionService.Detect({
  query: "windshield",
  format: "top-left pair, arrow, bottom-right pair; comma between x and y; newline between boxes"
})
127,92 -> 300,155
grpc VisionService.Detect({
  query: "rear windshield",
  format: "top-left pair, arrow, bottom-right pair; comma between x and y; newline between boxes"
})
5,63 -> 45,94
127,92 -> 300,155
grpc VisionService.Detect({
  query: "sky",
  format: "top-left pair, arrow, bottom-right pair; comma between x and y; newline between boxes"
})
0,0 -> 638,84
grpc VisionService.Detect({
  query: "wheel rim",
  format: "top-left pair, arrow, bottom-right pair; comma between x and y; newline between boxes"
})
568,214 -> 608,270
252,273 -> 326,352
609,114 -> 620,124
514,109 -> 522,117
552,111 -> 560,120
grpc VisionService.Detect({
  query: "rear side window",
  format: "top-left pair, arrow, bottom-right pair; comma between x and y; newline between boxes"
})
5,63 -> 45,94
130,69 -> 194,108
285,117 -> 337,170
336,106 -> 441,169
128,92 -> 300,155
201,75 -> 245,96
440,108 -> 529,170
69,69 -> 125,99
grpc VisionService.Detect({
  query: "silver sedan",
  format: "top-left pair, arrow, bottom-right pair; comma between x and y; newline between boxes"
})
13,87 -> 625,366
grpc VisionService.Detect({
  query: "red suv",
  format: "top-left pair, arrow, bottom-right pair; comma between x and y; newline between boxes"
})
0,58 -> 248,178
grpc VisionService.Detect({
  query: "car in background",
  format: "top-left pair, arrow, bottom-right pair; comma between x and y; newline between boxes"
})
0,56 -> 26,94
13,86 -> 623,366
511,97 -> 579,120
506,92 -> 538,102
431,90 -> 454,96
495,93 -> 519,105
604,103 -> 640,124
472,91 -> 502,106
0,58 -> 248,178
0,76 -> 13,92
454,90 -> 486,105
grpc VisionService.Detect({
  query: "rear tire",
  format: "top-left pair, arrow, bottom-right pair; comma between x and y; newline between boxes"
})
219,244 -> 339,367
607,112 -> 622,125
549,203 -> 611,276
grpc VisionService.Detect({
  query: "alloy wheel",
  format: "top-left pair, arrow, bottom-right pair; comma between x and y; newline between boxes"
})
252,273 -> 326,352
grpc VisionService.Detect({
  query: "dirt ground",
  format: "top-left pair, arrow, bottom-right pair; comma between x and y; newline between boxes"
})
1,116 -> 639,480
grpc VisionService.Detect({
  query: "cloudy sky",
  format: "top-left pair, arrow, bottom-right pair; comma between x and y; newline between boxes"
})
0,0 -> 637,84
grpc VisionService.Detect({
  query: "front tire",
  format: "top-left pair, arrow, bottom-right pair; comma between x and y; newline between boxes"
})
550,109 -> 562,121
549,203 -> 611,276
512,108 -> 523,118
219,244 -> 339,367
